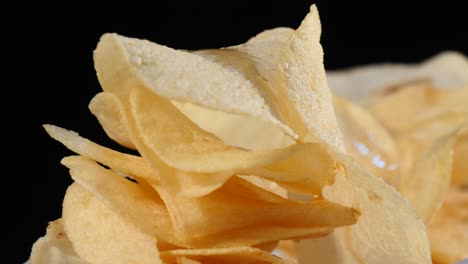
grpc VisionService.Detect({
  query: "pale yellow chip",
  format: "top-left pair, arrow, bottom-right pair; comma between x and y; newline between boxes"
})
333,95 -> 399,185
89,92 -> 135,149
60,155 -> 183,247
428,186 -> 468,264
29,219 -> 85,264
172,100 -> 295,151
60,156 -> 345,249
399,127 -> 463,223
43,124 -> 159,181
130,85 -> 337,196
94,5 -> 344,151
368,83 -> 468,134
93,31 -> 295,139
295,154 -> 431,264
160,246 -> 295,264
328,51 -> 468,103
62,183 -> 162,264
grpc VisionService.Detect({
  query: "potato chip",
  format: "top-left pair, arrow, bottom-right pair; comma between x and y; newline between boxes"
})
172,100 -> 295,151
328,51 -> 468,103
89,92 -> 135,149
93,32 -> 296,139
94,6 -> 343,151
154,175 -> 357,246
194,6 -> 343,150
333,95 -> 399,185
452,127 -> 468,185
29,219 -> 85,264
130,85 -> 337,195
43,124 -> 158,182
230,27 -> 294,80
62,183 -> 162,264
295,154 -> 431,264
60,155 -> 350,249
60,155 -> 181,246
130,84 -> 291,173
399,127 -> 464,223
160,247 -> 294,264
368,83 -> 468,134
428,186 -> 468,264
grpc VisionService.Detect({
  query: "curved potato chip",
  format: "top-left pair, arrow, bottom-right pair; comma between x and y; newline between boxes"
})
328,51 -> 468,103
130,85 -> 337,195
295,154 -> 431,264
160,247 -> 294,264
276,5 -> 343,150
93,31 -> 296,138
368,83 -> 468,134
154,176 -> 357,245
399,127 -> 462,223
427,187 -> 468,264
29,219 -> 85,264
43,124 -> 158,182
172,100 -> 295,151
89,92 -> 135,149
333,95 -> 399,185
60,155 -> 182,246
62,183 -> 162,264
195,6 -> 343,150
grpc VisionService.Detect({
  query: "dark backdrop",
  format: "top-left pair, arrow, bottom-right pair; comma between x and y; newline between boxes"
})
11,1 -> 466,262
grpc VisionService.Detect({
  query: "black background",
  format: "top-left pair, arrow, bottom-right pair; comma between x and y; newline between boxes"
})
10,1 -> 467,262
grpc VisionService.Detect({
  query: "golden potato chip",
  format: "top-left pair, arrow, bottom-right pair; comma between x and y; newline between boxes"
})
29,219 -> 85,264
60,155 -> 182,246
43,124 -> 158,182
333,95 -> 399,185
328,51 -> 468,103
130,85 -> 337,195
60,156 -> 343,249
160,246 -> 294,264
62,183 -> 162,264
153,175 -> 357,247
88,92 -> 135,149
428,186 -> 468,264
295,154 -> 431,264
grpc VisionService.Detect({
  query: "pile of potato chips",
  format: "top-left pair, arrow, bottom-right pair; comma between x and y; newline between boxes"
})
29,4 -> 466,264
